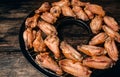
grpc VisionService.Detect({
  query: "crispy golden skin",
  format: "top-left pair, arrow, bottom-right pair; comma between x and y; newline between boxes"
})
104,16 -> 119,31
77,45 -> 106,56
36,52 -> 63,75
23,28 -> 36,49
83,56 -> 113,69
25,14 -> 39,28
24,1 -> 119,76
71,0 -> 88,7
44,34 -> 60,59
85,4 -> 105,16
41,12 -> 57,24
59,59 -> 92,77
37,21 -> 57,35
90,15 -> 103,34
61,6 -> 76,17
52,0 -> 70,7
72,6 -> 89,21
35,2 -> 51,14
84,7 -> 94,19
33,30 -> 46,52
60,41 -> 82,61
50,6 -> 61,17
89,32 -> 108,45
102,25 -> 120,43
104,37 -> 118,61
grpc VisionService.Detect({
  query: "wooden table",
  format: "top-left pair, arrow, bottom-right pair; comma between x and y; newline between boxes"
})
0,0 -> 120,77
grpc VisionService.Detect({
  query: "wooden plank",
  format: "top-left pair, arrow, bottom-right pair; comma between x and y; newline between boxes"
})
0,0 -> 120,77
0,1 -> 41,52
0,52 -> 46,77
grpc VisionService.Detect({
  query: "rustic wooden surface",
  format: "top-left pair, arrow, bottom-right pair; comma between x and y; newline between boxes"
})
0,0 -> 120,77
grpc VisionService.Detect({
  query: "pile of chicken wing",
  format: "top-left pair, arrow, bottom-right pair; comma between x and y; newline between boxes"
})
23,0 -> 120,77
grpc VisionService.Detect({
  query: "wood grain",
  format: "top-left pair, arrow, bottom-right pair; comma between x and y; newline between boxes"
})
0,0 -> 120,77
0,52 -> 46,77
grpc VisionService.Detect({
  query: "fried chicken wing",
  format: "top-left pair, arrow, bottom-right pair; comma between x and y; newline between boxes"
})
84,7 -> 94,19
72,6 -> 89,21
104,16 -> 119,31
104,37 -> 118,61
77,45 -> 106,56
102,25 -> 120,42
89,32 -> 108,45
25,14 -> 39,28
90,15 -> 103,34
36,52 -> 63,75
60,41 -> 82,61
35,2 -> 51,14
52,0 -> 70,7
61,6 -> 76,17
85,4 -> 105,16
50,6 -> 61,17
33,30 -> 46,52
83,56 -> 113,69
23,28 -> 35,49
71,0 -> 88,7
37,21 -> 57,35
44,34 -> 60,59
59,59 -> 92,77
41,12 -> 57,24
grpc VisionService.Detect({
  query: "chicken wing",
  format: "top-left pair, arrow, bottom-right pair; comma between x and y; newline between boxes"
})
37,21 -> 57,35
104,37 -> 118,61
61,6 -> 76,17
72,6 -> 89,21
90,15 -> 103,34
103,16 -> 119,31
83,56 -> 113,69
85,4 -> 105,16
52,0 -> 70,7
41,12 -> 57,24
102,25 -> 120,42
44,34 -> 60,59
36,52 -> 63,75
60,41 -> 82,61
84,7 -> 94,19
23,28 -> 35,49
77,45 -> 106,56
35,2 -> 51,14
89,32 -> 108,45
25,14 -> 39,28
33,30 -> 46,52
50,6 -> 61,17
71,0 -> 88,7
59,59 -> 92,77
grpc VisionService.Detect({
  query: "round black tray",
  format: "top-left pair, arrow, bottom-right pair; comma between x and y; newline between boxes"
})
19,11 -> 120,77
